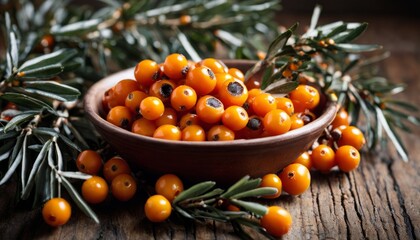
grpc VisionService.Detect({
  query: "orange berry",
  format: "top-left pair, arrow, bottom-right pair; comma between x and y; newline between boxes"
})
163,53 -> 189,80
207,125 -> 235,141
195,95 -> 224,124
311,144 -> 336,172
153,124 -> 181,141
131,118 -> 157,137
218,79 -> 248,107
170,85 -> 197,111
155,174 -> 184,202
222,106 -> 249,131
186,66 -> 216,96
103,156 -> 131,183
134,59 -> 159,88
106,106 -> 133,129
42,198 -> 71,227
81,176 -> 109,204
260,206 -> 292,237
76,150 -> 102,175
338,126 -> 365,150
260,174 -> 282,199
335,145 -> 361,172
263,109 -> 292,135
279,163 -> 311,196
181,125 -> 206,141
140,96 -> 165,120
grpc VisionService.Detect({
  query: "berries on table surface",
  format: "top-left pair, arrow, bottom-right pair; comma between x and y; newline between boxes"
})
144,195 -> 172,222
42,198 -> 72,227
260,206 -> 292,237
279,163 -> 311,196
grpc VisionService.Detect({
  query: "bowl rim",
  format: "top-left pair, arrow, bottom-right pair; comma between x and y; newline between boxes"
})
84,62 -> 337,148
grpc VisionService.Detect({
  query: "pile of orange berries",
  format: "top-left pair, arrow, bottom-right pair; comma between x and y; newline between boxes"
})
102,53 -> 322,141
257,108 -> 366,237
42,150 -> 137,227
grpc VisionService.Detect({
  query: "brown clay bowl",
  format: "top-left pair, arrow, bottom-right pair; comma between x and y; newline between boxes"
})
84,60 -> 337,184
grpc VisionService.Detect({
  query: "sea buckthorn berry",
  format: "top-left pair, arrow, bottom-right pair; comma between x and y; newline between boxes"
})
155,108 -> 178,127
81,176 -> 109,204
289,84 -> 320,112
338,126 -> 365,150
331,108 -> 350,129
103,156 -> 131,183
179,15 -> 191,25
144,195 -> 172,222
196,95 -> 224,124
218,79 -> 248,107
170,85 -> 197,111
226,204 -> 241,212
213,73 -> 234,94
251,93 -> 277,117
228,68 -> 245,82
125,90 -> 148,114
42,198 -> 71,227
263,109 -> 292,136
163,53 -> 189,80
293,152 -> 312,170
140,96 -> 165,120
276,97 -> 294,116
311,144 -> 336,172
102,88 -> 115,111
76,150 -> 102,175
106,106 -> 133,129
290,113 -> 305,130
155,174 -> 184,202
186,66 -> 216,96
260,174 -> 282,199
282,68 -> 293,78
236,115 -> 264,139
198,58 -> 227,74
153,124 -> 181,141
131,118 -> 156,137
207,125 -> 235,141
247,88 -> 264,100
112,79 -> 140,107
260,206 -> 292,237
181,125 -> 206,141
179,113 -> 201,130
111,173 -> 137,201
149,80 -> 176,104
335,145 -> 360,172
279,163 -> 311,196
134,59 -> 159,88
222,106 -> 249,131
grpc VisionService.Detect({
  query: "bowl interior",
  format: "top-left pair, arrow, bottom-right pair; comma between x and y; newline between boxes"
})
84,60 -> 337,184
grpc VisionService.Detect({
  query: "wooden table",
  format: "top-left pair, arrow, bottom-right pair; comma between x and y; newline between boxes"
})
1,13 -> 419,240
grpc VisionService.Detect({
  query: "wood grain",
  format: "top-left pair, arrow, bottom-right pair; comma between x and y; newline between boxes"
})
1,13 -> 419,240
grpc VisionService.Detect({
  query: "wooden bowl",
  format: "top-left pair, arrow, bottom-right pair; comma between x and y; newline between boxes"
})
84,60 -> 336,184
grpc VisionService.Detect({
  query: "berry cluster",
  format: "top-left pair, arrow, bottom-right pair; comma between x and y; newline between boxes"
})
102,53 -> 322,141
42,151 -> 137,226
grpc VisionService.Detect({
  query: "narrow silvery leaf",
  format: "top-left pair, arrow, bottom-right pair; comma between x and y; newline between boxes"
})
59,171 -> 92,180
22,140 -> 52,199
23,81 -> 80,102
221,175 -> 250,198
19,64 -> 64,79
177,30 -> 202,62
61,176 -> 100,223
4,112 -> 37,132
0,93 -> 55,113
335,43 -> 382,53
230,187 -> 278,199
51,19 -> 102,35
0,148 -> 23,185
21,133 -> 29,190
375,106 -> 409,161
173,181 -> 216,204
9,31 -> 19,68
230,199 -> 268,216
19,49 -> 77,71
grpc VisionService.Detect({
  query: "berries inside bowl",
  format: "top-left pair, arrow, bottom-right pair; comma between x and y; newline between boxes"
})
84,56 -> 336,184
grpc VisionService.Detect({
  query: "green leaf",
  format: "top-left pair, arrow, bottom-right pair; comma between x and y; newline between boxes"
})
0,93 -> 55,113
50,19 -> 102,36
185,188 -> 224,202
325,24 -> 347,38
229,199 -> 268,217
174,206 -> 194,219
9,31 -> 19,68
0,129 -> 19,141
33,127 -> 58,137
61,176 -> 100,223
375,106 -> 409,161
260,64 -> 274,90
23,81 -> 80,102
22,140 -> 52,199
176,28 -> 202,62
18,64 -> 64,79
58,133 -> 81,152
173,181 -> 216,204
0,148 -> 23,185
221,175 -> 250,198
266,23 -> 296,59
0,141 -> 15,162
384,108 -> 420,126
265,81 -> 299,94
18,49 -> 78,72
230,187 -> 278,199
335,43 -> 382,53
3,112 -> 38,132
333,23 -> 368,43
